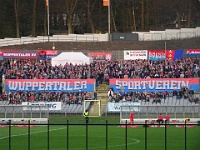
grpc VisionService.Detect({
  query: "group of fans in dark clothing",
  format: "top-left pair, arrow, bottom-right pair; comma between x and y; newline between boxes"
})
0,91 -> 93,105
108,86 -> 198,104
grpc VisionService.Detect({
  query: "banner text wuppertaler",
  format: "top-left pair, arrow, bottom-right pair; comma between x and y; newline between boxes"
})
8,81 -> 87,91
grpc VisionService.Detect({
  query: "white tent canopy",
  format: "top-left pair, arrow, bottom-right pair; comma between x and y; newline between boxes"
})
51,52 -> 92,66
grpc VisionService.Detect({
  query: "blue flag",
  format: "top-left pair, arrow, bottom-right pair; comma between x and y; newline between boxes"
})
174,50 -> 184,60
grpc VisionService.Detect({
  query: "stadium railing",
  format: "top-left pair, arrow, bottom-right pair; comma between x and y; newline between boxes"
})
0,120 -> 199,150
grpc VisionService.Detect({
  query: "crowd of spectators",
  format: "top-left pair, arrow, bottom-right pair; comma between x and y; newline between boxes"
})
0,57 -> 199,104
108,86 -> 199,104
1,57 -> 200,81
0,91 -> 93,105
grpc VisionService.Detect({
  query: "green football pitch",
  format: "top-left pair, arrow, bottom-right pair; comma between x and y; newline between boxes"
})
0,116 -> 200,150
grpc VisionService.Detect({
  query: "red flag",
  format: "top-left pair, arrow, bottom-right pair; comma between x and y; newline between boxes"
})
103,0 -> 108,6
46,0 -> 48,7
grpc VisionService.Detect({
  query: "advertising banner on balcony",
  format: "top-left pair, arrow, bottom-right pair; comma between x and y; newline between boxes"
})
2,50 -> 38,59
88,52 -> 112,61
22,102 -> 62,111
148,50 -> 165,60
165,50 -> 174,60
6,79 -> 95,92
107,102 -> 140,112
174,49 -> 184,60
186,49 -> 200,57
124,50 -> 147,60
0,51 -> 3,60
109,78 -> 199,92
38,50 -> 58,60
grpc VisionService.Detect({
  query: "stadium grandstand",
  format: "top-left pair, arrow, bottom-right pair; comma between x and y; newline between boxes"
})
0,32 -> 200,150
0,47 -> 200,120
1,1 -> 200,149
0,26 -> 199,125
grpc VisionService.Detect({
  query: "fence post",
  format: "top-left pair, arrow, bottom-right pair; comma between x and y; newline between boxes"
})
145,120 -> 147,150
28,120 -> 30,150
66,120 -> 69,150
165,120 -> 167,150
8,120 -> 11,150
184,120 -> 187,150
86,120 -> 88,150
106,120 -> 108,150
47,119 -> 50,150
125,120 -> 127,150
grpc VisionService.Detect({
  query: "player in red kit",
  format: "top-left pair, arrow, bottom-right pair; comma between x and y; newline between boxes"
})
129,112 -> 134,124
157,114 -> 164,124
165,114 -> 170,124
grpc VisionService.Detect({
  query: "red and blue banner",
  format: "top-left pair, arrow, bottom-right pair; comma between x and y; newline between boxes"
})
6,79 -> 95,92
148,49 -> 184,61
186,49 -> 200,57
38,50 -> 58,60
1,50 -> 38,59
109,78 -> 199,92
88,52 -> 112,61
148,50 -> 165,60
0,51 -> 3,60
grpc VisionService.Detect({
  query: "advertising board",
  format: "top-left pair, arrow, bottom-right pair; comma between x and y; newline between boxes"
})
107,102 -> 140,112
22,102 -> 62,110
38,50 -> 58,60
148,50 -> 165,60
124,50 -> 147,60
88,52 -> 112,61
186,49 -> 200,57
2,51 -> 38,59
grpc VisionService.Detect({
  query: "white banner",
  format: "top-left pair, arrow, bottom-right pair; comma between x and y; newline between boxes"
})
22,102 -> 62,110
124,50 -> 147,60
107,102 -> 140,112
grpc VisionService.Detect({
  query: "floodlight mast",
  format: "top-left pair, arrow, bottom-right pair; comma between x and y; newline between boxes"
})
46,0 -> 50,42
108,0 -> 111,41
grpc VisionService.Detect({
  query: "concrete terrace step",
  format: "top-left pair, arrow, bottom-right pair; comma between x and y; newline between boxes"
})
97,93 -> 108,96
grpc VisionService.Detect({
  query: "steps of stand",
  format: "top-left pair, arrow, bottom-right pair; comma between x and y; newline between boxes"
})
89,83 -> 109,116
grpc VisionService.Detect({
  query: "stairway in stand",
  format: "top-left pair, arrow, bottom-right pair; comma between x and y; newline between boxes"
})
88,83 -> 110,116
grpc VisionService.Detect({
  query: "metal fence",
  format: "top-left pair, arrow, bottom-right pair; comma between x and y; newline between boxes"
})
0,103 -> 200,119
0,121 -> 199,150
105,104 -> 200,119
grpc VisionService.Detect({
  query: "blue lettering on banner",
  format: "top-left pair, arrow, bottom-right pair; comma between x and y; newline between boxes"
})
47,103 -> 57,108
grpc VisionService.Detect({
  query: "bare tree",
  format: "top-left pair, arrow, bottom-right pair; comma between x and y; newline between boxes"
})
44,0 -> 47,36
128,0 -> 136,32
141,0 -> 144,30
145,0 -> 149,30
66,0 -> 78,34
32,0 -> 37,37
14,0 -> 20,38
86,0 -> 97,33
153,0 -> 158,30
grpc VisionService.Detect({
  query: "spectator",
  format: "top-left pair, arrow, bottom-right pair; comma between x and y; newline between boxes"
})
108,88 -> 114,102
